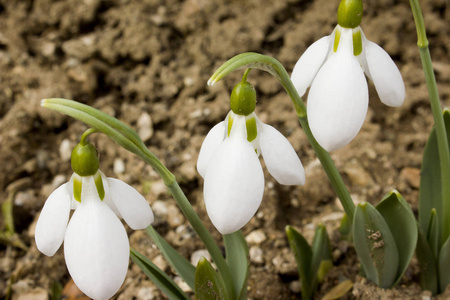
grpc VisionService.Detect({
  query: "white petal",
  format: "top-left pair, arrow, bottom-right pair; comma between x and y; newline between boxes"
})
260,124 -> 305,185
107,177 -> 154,230
64,193 -> 129,300
100,172 -> 122,218
363,39 -> 405,107
204,117 -> 264,234
35,183 -> 71,256
197,120 -> 227,178
308,29 -> 368,151
291,35 -> 332,97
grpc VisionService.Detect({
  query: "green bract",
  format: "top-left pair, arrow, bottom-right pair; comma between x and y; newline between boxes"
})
71,142 -> 100,176
337,0 -> 363,29
230,80 -> 256,116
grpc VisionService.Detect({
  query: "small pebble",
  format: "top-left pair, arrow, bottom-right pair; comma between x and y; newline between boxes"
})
137,112 -> 154,142
152,200 -> 168,217
113,158 -> 126,175
152,255 -> 168,271
40,42 -> 56,58
289,280 -> 301,294
245,230 -> 267,245
167,205 -> 185,227
344,164 -> 373,186
137,286 -> 157,300
249,246 -> 264,264
272,248 -> 297,275
174,276 -> 192,293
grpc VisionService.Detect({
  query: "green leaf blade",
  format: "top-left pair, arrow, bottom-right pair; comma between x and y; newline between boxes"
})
439,235 -> 450,292
375,190 -> 418,285
311,225 -> 332,284
353,202 -> 399,288
286,225 -> 313,299
195,257 -> 226,300
419,109 -> 450,241
130,249 -> 190,300
427,209 -> 440,259
416,224 -> 438,294
146,226 -> 196,290
223,231 -> 249,300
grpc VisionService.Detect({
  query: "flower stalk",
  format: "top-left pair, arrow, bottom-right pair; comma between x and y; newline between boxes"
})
409,0 -> 450,241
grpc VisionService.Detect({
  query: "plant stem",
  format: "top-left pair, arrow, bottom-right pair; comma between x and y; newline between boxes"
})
80,128 -> 97,145
277,67 -> 356,222
410,0 -> 450,241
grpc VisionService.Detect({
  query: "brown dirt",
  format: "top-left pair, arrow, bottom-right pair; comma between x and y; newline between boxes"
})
0,0 -> 449,299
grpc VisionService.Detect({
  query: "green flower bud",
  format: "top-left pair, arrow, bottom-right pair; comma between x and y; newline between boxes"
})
71,142 -> 100,176
230,81 -> 256,116
337,0 -> 363,29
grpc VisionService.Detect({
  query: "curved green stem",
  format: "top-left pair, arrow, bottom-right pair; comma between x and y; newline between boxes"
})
410,0 -> 450,241
41,98 -> 235,299
208,53 -> 355,222
80,128 -> 97,145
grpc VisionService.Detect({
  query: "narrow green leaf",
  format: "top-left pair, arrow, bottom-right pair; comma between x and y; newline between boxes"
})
322,280 -> 353,300
419,110 -> 450,239
195,257 -> 226,300
375,190 -> 418,285
317,260 -> 333,283
49,281 -> 63,300
223,231 -> 249,300
416,223 -> 438,294
286,225 -> 313,299
439,235 -> 450,292
2,193 -> 15,235
353,202 -> 399,288
43,98 -> 143,148
427,209 -> 440,259
131,249 -> 190,300
339,214 -> 352,241
146,226 -> 196,290
311,225 -> 332,284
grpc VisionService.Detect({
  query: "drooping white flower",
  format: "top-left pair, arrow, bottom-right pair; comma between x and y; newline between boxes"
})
35,141 -> 153,300
291,21 -> 405,151
197,111 -> 305,235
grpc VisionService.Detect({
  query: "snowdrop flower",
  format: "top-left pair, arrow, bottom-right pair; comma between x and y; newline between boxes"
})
291,0 -> 405,151
198,79 -> 305,235
35,138 -> 153,300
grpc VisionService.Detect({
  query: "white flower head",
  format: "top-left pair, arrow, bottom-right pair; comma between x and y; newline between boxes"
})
291,0 -> 405,151
198,80 -> 305,235
35,140 -> 154,300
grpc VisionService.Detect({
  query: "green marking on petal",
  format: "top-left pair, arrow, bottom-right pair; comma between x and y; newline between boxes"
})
94,172 -> 105,200
333,28 -> 341,52
227,114 -> 234,137
246,116 -> 257,142
353,30 -> 362,56
73,176 -> 82,202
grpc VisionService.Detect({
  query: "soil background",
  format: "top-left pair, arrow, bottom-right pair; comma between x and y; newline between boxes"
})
0,0 -> 449,299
